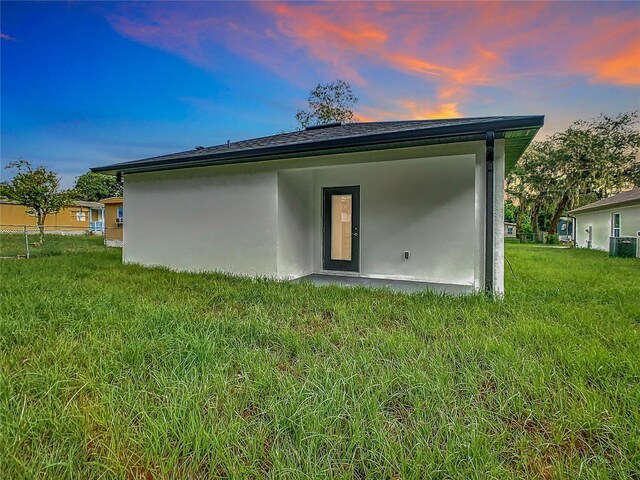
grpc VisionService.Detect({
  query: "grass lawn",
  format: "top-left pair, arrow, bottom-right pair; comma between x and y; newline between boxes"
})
1,238 -> 639,478
0,233 -> 106,258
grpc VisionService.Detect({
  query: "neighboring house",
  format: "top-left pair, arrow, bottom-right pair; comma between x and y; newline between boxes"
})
102,197 -> 124,247
92,116 -> 544,295
504,222 -> 517,238
557,216 -> 574,243
569,189 -> 640,256
0,199 -> 104,233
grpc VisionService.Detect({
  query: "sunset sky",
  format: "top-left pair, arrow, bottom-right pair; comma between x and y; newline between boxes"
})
2,1 -> 639,186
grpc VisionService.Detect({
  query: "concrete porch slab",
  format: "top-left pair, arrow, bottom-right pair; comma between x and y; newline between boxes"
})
293,273 -> 474,295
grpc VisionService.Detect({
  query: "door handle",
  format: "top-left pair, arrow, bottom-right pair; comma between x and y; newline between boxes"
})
353,232 -> 358,237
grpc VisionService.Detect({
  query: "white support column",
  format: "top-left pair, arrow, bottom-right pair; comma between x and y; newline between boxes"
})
493,140 -> 506,295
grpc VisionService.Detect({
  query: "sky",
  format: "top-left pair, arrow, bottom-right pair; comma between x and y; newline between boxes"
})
1,1 -> 639,188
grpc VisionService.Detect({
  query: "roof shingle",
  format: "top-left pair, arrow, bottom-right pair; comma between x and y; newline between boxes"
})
569,189 -> 640,214
92,116 -> 544,175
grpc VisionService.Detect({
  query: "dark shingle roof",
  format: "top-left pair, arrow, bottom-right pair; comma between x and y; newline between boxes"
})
92,116 -> 544,175
569,189 -> 640,214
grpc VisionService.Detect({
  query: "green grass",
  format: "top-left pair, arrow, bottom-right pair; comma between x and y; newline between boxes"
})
1,239 -> 639,479
0,233 -> 106,258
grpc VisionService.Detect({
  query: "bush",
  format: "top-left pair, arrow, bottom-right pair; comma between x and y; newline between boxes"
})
546,233 -> 560,244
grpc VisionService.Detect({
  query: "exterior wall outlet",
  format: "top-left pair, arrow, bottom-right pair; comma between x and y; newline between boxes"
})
404,251 -> 410,260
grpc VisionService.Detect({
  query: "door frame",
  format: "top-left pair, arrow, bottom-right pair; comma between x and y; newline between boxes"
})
322,185 -> 360,272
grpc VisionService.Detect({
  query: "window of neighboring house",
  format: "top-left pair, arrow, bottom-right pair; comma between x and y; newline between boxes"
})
507,226 -> 514,235
117,206 -> 123,218
612,213 -> 621,238
74,210 -> 86,222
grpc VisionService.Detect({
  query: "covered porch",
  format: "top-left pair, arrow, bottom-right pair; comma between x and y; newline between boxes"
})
275,143 -> 491,295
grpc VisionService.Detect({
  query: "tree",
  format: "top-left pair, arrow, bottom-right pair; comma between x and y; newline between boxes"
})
0,160 -> 76,243
504,200 -> 518,223
545,112 -> 640,233
506,163 -> 531,235
74,172 -> 122,202
296,80 -> 358,128
507,111 -> 640,238
507,140 -> 557,235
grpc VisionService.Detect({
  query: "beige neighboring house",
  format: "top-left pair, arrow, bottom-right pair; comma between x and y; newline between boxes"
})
0,198 -> 104,233
569,188 -> 640,257
102,197 -> 124,247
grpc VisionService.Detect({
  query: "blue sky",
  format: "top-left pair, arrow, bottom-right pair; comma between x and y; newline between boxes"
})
1,1 -> 639,187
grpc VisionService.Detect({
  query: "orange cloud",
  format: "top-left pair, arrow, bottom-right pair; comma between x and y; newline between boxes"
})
586,40 -> 640,85
570,17 -> 640,85
359,99 -> 461,122
400,100 -> 461,119
385,54 -> 450,78
106,1 -> 639,124
438,85 -> 470,102
417,102 -> 461,120
257,3 -> 532,97
258,2 -> 391,85
259,1 -> 505,87
260,2 -> 640,88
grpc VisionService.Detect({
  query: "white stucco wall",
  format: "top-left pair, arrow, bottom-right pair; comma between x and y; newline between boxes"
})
121,139 -> 506,293
574,203 -> 640,254
123,166 -> 279,275
277,170 -> 313,279
308,154 -> 477,286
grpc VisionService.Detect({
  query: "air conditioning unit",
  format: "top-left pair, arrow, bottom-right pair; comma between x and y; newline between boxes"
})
115,217 -> 124,225
609,236 -> 637,258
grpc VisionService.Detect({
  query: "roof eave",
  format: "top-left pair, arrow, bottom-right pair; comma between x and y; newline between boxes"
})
569,199 -> 640,215
91,116 -> 544,175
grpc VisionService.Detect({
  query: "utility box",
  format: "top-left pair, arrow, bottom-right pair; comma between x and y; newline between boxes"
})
609,236 -> 637,258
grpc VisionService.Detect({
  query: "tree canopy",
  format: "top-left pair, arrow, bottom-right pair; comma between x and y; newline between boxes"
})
507,111 -> 640,236
74,172 -> 122,202
296,80 -> 358,128
0,159 -> 76,243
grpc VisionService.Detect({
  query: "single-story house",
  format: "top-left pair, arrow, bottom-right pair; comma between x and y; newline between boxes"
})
92,116 -> 544,295
569,188 -> 640,256
102,197 -> 124,247
0,198 -> 104,234
504,222 -> 517,238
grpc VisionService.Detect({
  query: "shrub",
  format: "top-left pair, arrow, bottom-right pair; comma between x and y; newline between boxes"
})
546,233 -> 560,244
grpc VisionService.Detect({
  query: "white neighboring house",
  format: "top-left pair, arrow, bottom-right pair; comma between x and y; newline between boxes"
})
504,222 -> 517,238
569,188 -> 640,257
91,116 -> 544,295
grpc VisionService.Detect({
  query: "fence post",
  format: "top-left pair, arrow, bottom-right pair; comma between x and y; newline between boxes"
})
24,226 -> 30,259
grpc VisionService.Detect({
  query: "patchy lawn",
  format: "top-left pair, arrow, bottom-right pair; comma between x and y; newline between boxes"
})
1,240 -> 638,478
0,233 -> 106,258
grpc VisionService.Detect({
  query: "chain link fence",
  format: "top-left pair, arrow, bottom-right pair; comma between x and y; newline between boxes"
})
514,232 -> 574,245
516,232 -> 547,244
0,225 -> 122,259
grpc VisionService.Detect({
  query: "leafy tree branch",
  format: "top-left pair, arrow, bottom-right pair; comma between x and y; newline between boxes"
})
0,159 -> 76,243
